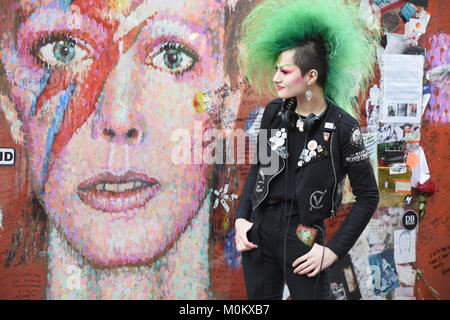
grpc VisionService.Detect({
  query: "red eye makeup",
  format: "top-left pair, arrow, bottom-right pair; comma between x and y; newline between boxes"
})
281,68 -> 295,74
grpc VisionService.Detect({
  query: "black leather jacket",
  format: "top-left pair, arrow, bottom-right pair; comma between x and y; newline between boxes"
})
235,97 -> 379,259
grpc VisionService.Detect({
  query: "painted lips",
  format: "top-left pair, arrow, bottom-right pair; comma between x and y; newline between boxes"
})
277,85 -> 285,90
77,170 -> 161,213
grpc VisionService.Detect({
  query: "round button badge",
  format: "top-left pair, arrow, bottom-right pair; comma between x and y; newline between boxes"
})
404,194 -> 413,206
275,137 -> 284,147
402,210 -> 418,231
307,140 -> 317,151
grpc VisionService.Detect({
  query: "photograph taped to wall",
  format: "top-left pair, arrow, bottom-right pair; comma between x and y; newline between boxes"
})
378,123 -> 420,144
377,140 -> 406,165
369,249 -> 400,295
390,162 -> 407,175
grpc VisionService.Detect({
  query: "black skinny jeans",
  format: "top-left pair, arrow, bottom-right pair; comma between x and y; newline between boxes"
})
241,203 -> 332,300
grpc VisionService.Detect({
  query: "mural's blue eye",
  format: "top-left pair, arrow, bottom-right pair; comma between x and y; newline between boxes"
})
36,34 -> 92,69
164,48 -> 183,70
53,39 -> 76,64
147,41 -> 199,75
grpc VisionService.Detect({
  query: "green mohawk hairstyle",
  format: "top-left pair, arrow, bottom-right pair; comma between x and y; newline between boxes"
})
238,0 -> 380,117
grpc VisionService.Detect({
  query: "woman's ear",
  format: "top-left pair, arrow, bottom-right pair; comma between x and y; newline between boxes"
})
0,94 -> 24,145
306,69 -> 319,86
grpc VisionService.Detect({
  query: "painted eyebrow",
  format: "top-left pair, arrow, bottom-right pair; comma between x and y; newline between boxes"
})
275,64 -> 297,69
139,18 -> 208,41
115,5 -> 210,44
19,8 -> 110,44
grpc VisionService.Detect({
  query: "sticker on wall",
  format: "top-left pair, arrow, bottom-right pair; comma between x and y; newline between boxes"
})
192,91 -> 214,114
390,163 -> 407,175
395,179 -> 411,193
0,147 -> 15,165
212,184 -> 238,213
402,210 -> 418,230
403,194 -> 414,206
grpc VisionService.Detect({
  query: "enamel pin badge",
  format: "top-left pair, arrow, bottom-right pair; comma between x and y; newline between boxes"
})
323,122 -> 335,142
269,128 -> 289,159
296,118 -> 304,132
296,224 -> 317,247
298,139 -> 322,167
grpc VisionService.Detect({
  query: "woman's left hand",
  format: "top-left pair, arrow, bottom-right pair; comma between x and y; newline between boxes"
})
292,243 -> 338,277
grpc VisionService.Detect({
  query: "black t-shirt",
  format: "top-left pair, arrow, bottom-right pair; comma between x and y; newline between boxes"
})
263,107 -> 329,207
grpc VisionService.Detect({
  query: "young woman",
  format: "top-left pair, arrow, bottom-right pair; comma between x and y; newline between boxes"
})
235,0 -> 380,299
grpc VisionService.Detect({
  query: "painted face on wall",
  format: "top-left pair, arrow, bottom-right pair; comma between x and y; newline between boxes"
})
1,0 -> 233,266
272,49 -> 306,99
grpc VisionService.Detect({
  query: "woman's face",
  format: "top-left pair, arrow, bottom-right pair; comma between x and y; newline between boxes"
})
272,49 -> 307,99
1,0 -> 230,266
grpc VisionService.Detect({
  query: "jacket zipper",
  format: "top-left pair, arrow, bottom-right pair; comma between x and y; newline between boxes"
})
252,140 -> 286,211
329,113 -> 341,219
330,130 -> 337,219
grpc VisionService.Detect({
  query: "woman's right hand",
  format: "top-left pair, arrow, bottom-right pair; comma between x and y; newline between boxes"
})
235,218 -> 258,252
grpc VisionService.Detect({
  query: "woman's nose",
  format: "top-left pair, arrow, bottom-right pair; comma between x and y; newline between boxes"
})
273,71 -> 281,83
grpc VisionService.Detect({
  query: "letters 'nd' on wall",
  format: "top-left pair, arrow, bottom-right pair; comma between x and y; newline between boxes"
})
0,0 -> 448,300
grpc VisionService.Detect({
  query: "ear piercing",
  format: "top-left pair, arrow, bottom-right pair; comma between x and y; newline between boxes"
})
305,85 -> 312,101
